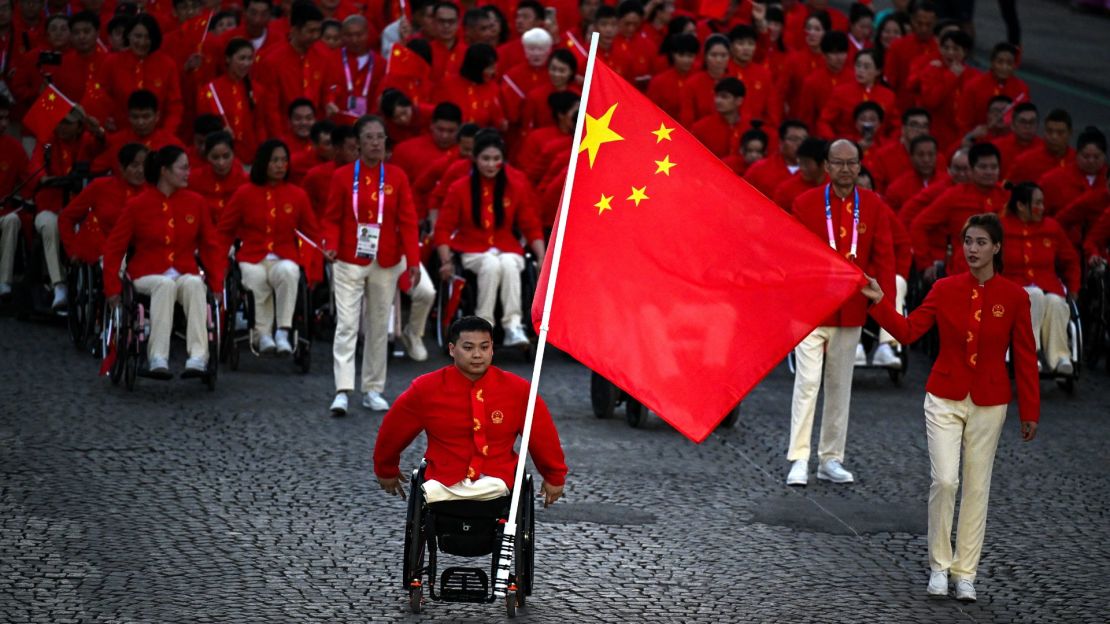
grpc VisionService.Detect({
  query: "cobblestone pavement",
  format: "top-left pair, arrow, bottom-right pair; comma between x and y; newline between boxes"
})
2,316 -> 1108,623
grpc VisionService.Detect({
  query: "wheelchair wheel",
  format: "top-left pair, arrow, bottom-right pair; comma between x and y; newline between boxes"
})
294,273 -> 312,374
589,371 -> 618,419
228,338 -> 240,370
409,586 -> 422,614
505,591 -> 517,618
402,466 -> 427,593
626,397 -> 645,428
294,342 -> 311,374
1056,376 -> 1076,395
124,353 -> 137,391
517,474 -> 535,597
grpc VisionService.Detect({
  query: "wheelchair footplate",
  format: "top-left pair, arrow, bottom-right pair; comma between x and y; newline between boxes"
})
438,566 -> 490,603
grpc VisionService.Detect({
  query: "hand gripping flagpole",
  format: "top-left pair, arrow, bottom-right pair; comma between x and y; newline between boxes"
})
493,32 -> 600,599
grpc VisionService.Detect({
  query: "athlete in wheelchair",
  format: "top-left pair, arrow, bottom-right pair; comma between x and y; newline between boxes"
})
217,139 -> 320,369
432,132 -> 546,350
102,146 -> 224,384
373,316 -> 566,616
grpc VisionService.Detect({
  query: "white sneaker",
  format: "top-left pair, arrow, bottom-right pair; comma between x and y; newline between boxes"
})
1055,357 -> 1073,376
52,283 -> 68,310
184,356 -> 207,371
148,356 -> 169,374
872,343 -> 901,369
854,343 -> 867,366
400,325 -> 428,362
0,283 -> 10,297
274,329 -> 293,355
786,459 -> 808,486
330,392 -> 348,416
258,333 -> 276,354
362,391 -> 390,411
503,325 -> 528,347
955,578 -> 976,602
927,570 -> 949,597
817,458 -> 855,484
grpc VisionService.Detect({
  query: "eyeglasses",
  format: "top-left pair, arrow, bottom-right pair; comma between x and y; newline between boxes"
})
828,159 -> 860,169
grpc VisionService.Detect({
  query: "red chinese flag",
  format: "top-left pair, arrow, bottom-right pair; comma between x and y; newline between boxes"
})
386,44 -> 430,79
23,85 -> 74,143
532,60 -> 866,443
698,0 -> 731,19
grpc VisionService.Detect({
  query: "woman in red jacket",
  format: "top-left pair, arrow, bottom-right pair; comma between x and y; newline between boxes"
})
59,144 -> 149,264
434,133 -> 545,347
103,146 -> 224,378
195,38 -> 267,164
520,49 -> 579,133
438,44 -> 507,130
218,139 -> 320,356
999,182 -> 1082,375
189,131 -> 249,225
863,213 -> 1039,603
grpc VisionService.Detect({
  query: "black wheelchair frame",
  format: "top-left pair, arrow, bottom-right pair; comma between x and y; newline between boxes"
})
1081,265 -> 1109,373
219,261 -> 312,374
589,371 -> 741,430
402,461 -> 535,617
66,261 -> 103,356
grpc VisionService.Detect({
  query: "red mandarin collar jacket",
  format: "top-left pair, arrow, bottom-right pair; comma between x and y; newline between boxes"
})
58,177 -> 144,263
870,272 -> 1039,422
911,182 -> 1009,272
434,172 -> 543,255
217,182 -> 321,264
189,161 -> 250,224
999,214 -> 1081,297
321,160 -> 420,269
373,365 -> 567,488
102,187 -> 225,297
791,185 -> 896,327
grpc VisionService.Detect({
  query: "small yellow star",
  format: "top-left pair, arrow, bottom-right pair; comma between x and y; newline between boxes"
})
654,155 -> 676,176
594,193 -> 614,215
578,103 -> 624,168
627,186 -> 649,207
47,93 -> 56,102
651,122 -> 674,143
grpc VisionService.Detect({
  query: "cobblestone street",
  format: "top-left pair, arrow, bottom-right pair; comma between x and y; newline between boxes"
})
2,316 -> 1107,623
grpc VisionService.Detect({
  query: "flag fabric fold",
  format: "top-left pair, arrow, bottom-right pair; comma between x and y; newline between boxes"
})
531,60 -> 867,443
23,84 -> 75,143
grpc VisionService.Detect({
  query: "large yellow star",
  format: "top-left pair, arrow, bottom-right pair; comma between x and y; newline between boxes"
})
578,103 -> 624,168
627,186 -> 649,207
594,193 -> 614,215
651,122 -> 674,143
654,155 -> 676,176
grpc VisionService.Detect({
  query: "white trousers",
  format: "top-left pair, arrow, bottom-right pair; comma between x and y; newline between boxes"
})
788,325 -> 862,463
406,262 -> 434,337
878,274 -> 908,345
34,211 -> 63,285
332,258 -> 405,393
1024,286 -> 1070,365
239,258 -> 299,334
461,251 -> 525,331
0,212 -> 19,285
133,273 -> 208,362
924,392 -> 1008,581
422,476 -> 510,504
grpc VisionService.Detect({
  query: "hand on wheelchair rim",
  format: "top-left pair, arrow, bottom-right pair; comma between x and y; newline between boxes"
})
378,473 -> 409,500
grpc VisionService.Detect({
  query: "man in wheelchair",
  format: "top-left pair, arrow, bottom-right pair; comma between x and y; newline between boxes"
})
373,315 -> 566,506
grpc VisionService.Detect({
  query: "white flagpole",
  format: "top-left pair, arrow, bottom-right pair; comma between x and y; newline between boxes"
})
494,31 -> 600,598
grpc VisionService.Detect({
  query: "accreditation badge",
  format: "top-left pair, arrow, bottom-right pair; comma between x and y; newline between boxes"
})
348,96 -> 368,116
355,223 -> 380,259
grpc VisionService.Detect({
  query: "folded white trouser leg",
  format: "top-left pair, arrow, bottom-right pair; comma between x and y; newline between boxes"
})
34,211 -> 63,285
422,476 -> 510,503
406,262 -> 435,337
0,212 -> 20,285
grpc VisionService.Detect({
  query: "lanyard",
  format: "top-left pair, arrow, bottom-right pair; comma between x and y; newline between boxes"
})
341,49 -> 373,99
352,160 -> 385,224
825,184 -> 860,259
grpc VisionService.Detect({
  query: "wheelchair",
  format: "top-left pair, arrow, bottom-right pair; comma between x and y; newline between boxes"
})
109,275 -> 220,391
66,261 -> 103,356
855,316 -> 910,385
220,260 -> 312,374
589,371 -> 740,430
431,250 -> 540,359
1005,291 -> 1084,394
1081,264 -> 1109,373
402,461 -> 535,617
12,218 -> 68,321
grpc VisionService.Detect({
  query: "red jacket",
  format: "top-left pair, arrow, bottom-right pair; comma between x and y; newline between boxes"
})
84,128 -> 186,174
1008,145 -> 1075,186
254,41 -> 333,136
744,152 -> 797,198
83,50 -> 184,134
914,61 -> 981,149
646,68 -> 699,128
791,185 -> 896,327
1038,164 -> 1108,218
196,75 -> 268,164
1000,215 -> 1081,297
1056,186 -> 1109,247
911,182 -> 1008,272
58,177 -> 144,263
990,134 -> 1043,180
779,48 -> 822,117
0,135 -> 29,217
1084,207 -> 1110,261
690,113 -> 751,159
373,365 -> 567,487
885,170 -> 934,213
437,75 -> 506,128
434,171 -> 543,255
795,64 -> 853,134
102,187 -> 224,297
189,161 -> 250,225
870,272 -> 1039,422
321,160 -> 419,269
773,174 -> 825,211
818,82 -> 897,141
864,139 -> 945,194
520,83 -> 579,132
728,60 -> 780,128
958,73 -> 1029,134
391,133 -> 453,186
218,182 -> 320,264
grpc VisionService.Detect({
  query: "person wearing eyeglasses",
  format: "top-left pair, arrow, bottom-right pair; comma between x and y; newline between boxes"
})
783,138 -> 896,487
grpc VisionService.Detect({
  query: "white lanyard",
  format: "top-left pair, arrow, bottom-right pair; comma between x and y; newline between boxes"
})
825,184 -> 860,259
341,49 -> 373,100
352,160 -> 385,224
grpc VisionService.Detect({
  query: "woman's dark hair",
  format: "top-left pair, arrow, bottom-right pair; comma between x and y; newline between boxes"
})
548,48 -> 578,75
659,15 -> 695,55
250,139 -> 290,185
961,213 -> 1005,271
143,145 -> 187,184
662,33 -> 699,63
874,12 -> 909,55
117,143 -> 149,168
856,48 -> 882,71
224,38 -> 256,109
740,127 -> 768,150
470,132 -> 507,229
125,13 -> 163,53
203,130 -> 235,156
1004,181 -> 1040,217
459,43 -> 497,84
806,9 -> 832,35
482,5 -> 509,45
702,34 -> 729,70
209,10 -> 238,31
354,114 -> 387,139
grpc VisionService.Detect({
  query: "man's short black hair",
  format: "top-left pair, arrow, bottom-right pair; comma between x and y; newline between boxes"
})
714,77 -> 746,98
968,142 -> 1001,168
1012,102 -> 1038,118
448,316 -> 494,344
290,0 -> 324,28
853,100 -> 885,122
1045,108 -> 1073,130
288,97 -> 315,118
902,107 -> 930,125
127,89 -> 159,112
432,101 -> 463,124
798,137 -> 828,164
778,119 -> 808,140
310,120 -> 336,144
820,31 -> 850,54
193,113 -> 224,137
909,135 -> 938,153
